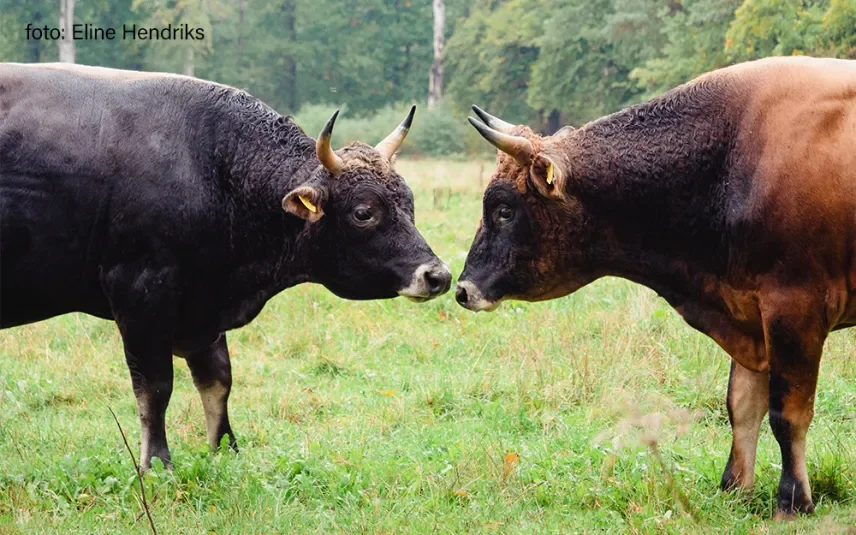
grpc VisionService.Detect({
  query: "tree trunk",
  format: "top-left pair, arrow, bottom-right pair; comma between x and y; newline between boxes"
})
428,0 -> 444,108
282,0 -> 298,113
183,46 -> 195,77
28,11 -> 43,61
58,0 -> 75,63
546,109 -> 561,135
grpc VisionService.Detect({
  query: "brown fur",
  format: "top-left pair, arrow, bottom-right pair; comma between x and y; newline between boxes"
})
460,56 -> 856,516
722,360 -> 769,491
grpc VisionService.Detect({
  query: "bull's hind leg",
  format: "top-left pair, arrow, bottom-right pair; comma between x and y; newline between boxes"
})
183,334 -> 237,451
721,360 -> 769,491
761,294 -> 826,517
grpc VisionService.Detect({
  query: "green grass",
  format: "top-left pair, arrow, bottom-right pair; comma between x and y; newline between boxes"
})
3,159 -> 856,534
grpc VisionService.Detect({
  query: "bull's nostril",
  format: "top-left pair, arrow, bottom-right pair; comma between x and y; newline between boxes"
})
455,285 -> 468,305
424,271 -> 440,292
423,267 -> 451,294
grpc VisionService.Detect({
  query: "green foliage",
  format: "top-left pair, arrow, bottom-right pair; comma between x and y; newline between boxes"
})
0,0 -> 470,117
293,103 -> 402,147
130,0 -> 221,74
528,0 -> 659,124
4,0 -> 856,150
407,103 -> 470,157
75,0 -> 146,68
294,102 -> 472,157
723,0 -> 856,61
445,0 -> 856,130
444,0 -> 541,124
631,0 -> 741,97
821,0 -> 856,57
0,0 -> 56,62
725,0 -> 829,59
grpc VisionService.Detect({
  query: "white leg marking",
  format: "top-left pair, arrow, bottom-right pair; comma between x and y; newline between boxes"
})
135,392 -> 153,469
199,381 -> 229,450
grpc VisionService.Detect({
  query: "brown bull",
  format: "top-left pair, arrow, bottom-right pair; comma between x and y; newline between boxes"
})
456,56 -> 856,517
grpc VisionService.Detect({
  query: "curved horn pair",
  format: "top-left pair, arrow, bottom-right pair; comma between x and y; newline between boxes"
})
316,106 -> 416,174
468,105 -> 533,166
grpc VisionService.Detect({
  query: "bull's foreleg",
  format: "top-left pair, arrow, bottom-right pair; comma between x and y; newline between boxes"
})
762,299 -> 825,518
105,265 -> 179,470
721,359 -> 769,491
184,334 -> 237,452
124,341 -> 174,471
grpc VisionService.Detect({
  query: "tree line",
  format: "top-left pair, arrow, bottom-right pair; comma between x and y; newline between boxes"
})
1,0 -> 854,154
445,0 -> 854,130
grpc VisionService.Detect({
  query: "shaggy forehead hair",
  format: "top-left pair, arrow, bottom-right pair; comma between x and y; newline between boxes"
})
339,142 -> 394,179
489,125 -> 548,194
332,141 -> 411,207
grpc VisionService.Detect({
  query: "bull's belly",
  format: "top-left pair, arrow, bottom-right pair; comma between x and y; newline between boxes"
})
0,172 -> 112,327
0,296 -> 112,328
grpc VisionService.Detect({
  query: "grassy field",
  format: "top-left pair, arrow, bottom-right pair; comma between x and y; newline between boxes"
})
3,159 -> 856,534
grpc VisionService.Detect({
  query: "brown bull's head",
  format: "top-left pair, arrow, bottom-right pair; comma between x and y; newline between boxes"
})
456,106 -> 595,311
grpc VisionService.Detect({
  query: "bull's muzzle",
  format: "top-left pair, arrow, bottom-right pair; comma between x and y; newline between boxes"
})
398,262 -> 452,302
454,280 -> 500,312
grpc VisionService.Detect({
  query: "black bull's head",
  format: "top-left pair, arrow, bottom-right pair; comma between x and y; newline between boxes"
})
282,107 -> 452,301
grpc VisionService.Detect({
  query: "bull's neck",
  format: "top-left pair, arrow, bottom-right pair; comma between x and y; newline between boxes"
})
214,94 -> 318,209
211,91 -> 320,294
567,86 -> 737,300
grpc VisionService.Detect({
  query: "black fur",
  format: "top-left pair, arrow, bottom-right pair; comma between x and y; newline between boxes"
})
0,63 -> 446,467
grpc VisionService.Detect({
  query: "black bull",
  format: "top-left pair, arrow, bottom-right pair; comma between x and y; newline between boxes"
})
0,63 -> 451,469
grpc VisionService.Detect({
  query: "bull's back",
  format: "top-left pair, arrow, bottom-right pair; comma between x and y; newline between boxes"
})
0,64 -> 216,327
1,63 -> 208,185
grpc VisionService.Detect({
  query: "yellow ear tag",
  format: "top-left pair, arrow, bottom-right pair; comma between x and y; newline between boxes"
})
546,161 -> 554,185
298,195 -> 317,213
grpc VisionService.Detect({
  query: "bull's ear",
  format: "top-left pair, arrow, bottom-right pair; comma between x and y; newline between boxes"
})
282,185 -> 327,222
528,154 -> 564,198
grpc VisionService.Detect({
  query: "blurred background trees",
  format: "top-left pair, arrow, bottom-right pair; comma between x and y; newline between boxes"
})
0,0 -> 853,155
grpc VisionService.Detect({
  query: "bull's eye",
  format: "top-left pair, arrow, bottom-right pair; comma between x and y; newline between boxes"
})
353,206 -> 374,224
494,204 -> 515,225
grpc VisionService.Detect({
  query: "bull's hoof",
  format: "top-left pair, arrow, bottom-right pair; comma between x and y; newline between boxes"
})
720,459 -> 752,492
774,486 -> 815,519
720,471 -> 740,492
142,450 -> 173,472
773,503 -> 815,521
774,501 -> 815,518
226,431 -> 239,453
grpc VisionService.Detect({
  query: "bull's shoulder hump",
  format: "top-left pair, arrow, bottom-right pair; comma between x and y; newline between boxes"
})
720,55 -> 856,75
691,56 -> 856,91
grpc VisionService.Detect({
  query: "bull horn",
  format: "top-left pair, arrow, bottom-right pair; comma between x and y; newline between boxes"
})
473,104 -> 514,134
317,110 -> 345,174
467,117 -> 533,166
375,105 -> 416,161
472,105 -> 516,134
